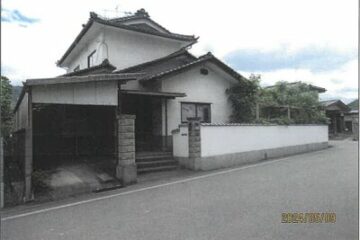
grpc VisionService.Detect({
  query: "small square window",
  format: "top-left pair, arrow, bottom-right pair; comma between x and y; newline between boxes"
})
181,102 -> 211,123
181,103 -> 196,122
197,104 -> 210,122
87,50 -> 96,68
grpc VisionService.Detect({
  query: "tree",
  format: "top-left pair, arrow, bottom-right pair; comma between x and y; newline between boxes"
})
226,74 -> 261,122
226,77 -> 328,124
1,76 -> 13,138
258,81 -> 328,124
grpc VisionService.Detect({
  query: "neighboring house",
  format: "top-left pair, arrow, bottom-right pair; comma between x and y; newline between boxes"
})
320,99 -> 350,135
12,9 -> 246,200
347,99 -> 359,111
344,99 -> 358,138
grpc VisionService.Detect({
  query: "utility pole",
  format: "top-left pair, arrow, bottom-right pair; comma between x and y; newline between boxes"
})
0,76 -> 4,209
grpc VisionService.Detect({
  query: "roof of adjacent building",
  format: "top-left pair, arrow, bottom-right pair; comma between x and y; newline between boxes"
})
320,99 -> 351,112
57,9 -> 197,66
319,99 -> 338,107
347,99 -> 359,111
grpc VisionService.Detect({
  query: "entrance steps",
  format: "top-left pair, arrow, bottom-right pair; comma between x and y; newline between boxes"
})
136,152 -> 178,174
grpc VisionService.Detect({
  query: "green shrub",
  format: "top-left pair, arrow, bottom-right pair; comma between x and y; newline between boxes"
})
32,170 -> 50,193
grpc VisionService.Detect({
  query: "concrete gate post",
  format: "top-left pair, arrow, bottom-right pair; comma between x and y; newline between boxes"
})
24,89 -> 33,202
188,117 -> 201,170
24,127 -> 33,201
352,118 -> 359,141
116,114 -> 137,185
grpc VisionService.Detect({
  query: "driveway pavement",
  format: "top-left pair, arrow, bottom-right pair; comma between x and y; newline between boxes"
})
1,140 -> 358,240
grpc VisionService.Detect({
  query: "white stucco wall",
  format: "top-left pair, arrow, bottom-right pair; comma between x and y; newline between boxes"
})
67,24 -> 188,73
67,32 -> 105,72
161,63 -> 236,135
200,125 -> 329,157
172,125 -> 189,157
32,81 -> 117,106
105,27 -> 187,70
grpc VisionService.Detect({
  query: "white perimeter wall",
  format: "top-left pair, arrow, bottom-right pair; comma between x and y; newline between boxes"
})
172,125 -> 189,157
162,63 -> 236,135
200,125 -> 328,157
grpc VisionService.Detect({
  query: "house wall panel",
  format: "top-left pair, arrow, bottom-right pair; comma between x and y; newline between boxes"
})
32,81 -> 117,106
162,64 -> 236,135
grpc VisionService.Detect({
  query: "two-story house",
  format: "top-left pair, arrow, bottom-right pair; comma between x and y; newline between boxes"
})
54,9 -> 245,151
13,9 -> 246,200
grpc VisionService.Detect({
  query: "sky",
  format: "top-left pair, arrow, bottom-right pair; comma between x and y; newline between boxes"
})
1,0 -> 358,103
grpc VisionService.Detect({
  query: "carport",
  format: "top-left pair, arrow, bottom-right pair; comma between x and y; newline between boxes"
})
13,73 -> 141,201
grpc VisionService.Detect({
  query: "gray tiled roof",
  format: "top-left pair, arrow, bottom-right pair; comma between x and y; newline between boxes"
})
109,9 -> 171,34
60,59 -> 116,77
137,52 -> 247,83
319,99 -> 339,107
116,49 -> 247,84
116,49 -> 197,76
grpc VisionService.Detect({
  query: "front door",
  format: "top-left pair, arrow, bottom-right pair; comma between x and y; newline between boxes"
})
122,95 -> 163,152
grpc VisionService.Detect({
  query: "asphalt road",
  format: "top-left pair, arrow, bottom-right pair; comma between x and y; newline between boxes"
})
1,140 -> 358,240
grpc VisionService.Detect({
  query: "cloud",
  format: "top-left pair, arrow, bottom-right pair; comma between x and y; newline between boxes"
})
1,0 -> 357,103
338,87 -> 358,94
224,47 -> 357,72
238,58 -> 358,101
1,8 -> 39,24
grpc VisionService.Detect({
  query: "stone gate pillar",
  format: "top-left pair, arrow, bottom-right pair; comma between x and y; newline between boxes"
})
188,117 -> 201,170
352,118 -> 359,141
116,114 -> 137,185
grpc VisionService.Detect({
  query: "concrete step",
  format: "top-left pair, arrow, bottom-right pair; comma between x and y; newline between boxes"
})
137,160 -> 178,169
136,155 -> 173,162
136,151 -> 172,159
137,165 -> 178,174
136,152 -> 178,174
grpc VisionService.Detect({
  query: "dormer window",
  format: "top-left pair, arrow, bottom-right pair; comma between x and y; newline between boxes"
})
87,50 -> 96,68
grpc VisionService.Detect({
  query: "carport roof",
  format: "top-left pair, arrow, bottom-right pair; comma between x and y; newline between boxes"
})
25,73 -> 142,86
14,73 -> 143,113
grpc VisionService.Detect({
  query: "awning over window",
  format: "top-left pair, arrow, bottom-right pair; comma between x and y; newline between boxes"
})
121,90 -> 186,99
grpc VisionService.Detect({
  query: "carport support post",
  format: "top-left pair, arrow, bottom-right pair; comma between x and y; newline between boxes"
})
116,114 -> 137,185
24,88 -> 33,201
